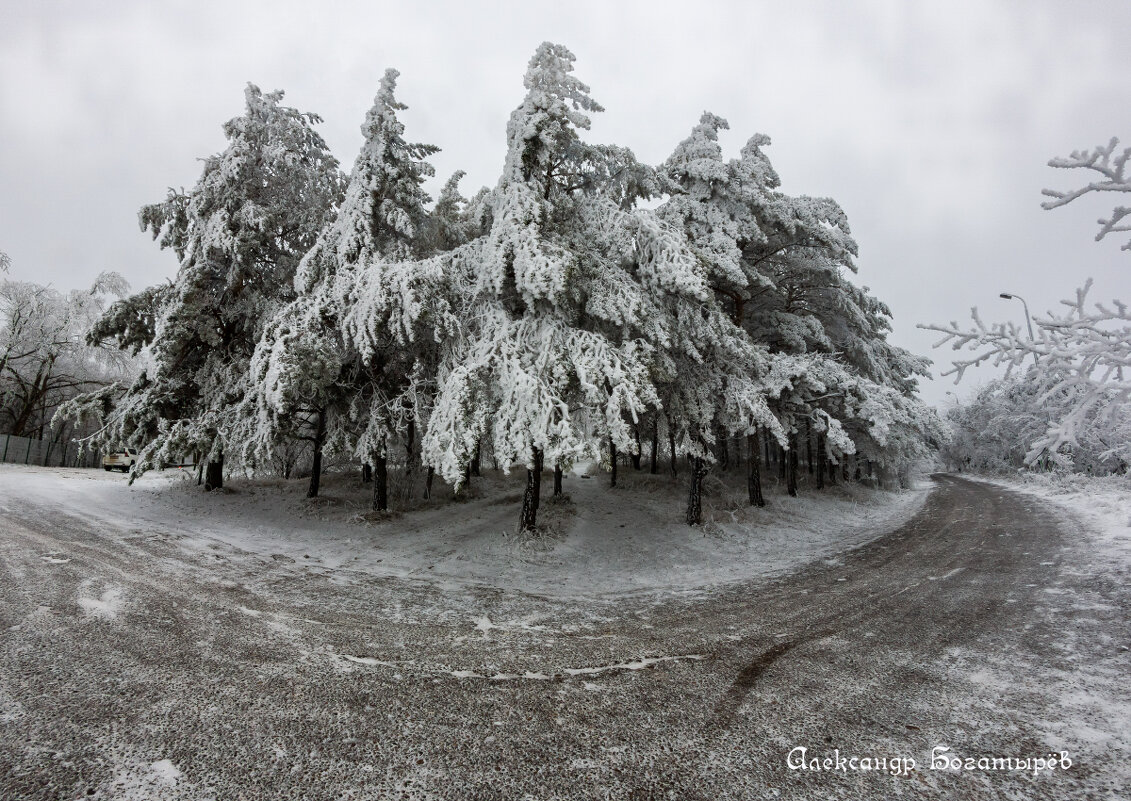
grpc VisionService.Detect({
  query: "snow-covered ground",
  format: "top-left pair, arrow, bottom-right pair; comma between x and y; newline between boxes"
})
0,463 -> 928,600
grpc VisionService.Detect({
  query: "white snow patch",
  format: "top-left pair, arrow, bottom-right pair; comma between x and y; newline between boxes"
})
562,654 -> 705,676
77,585 -> 123,620
150,759 -> 181,785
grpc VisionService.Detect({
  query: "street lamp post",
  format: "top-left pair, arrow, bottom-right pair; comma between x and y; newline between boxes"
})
999,292 -> 1038,366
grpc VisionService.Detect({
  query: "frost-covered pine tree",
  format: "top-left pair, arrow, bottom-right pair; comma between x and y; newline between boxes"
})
244,69 -> 448,507
423,43 -> 664,531
69,85 -> 344,487
652,114 -> 792,521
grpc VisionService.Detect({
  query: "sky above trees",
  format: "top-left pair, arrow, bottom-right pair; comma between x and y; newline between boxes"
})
2,0 -> 1129,407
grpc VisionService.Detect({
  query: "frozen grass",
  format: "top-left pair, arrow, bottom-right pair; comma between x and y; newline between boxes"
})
0,462 -> 929,600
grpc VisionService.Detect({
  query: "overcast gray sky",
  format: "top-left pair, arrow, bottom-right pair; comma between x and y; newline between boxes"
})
2,0 -> 1129,407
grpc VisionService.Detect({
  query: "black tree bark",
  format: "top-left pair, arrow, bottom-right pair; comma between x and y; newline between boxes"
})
787,432 -> 799,497
806,419 -> 814,475
520,447 -> 543,531
204,455 -> 224,491
307,408 -> 326,499
553,464 -> 563,497
816,434 -> 826,489
404,418 -> 416,499
609,439 -> 618,488
372,452 -> 388,512
669,428 -> 678,478
649,419 -> 658,474
747,432 -> 764,507
685,456 -> 709,526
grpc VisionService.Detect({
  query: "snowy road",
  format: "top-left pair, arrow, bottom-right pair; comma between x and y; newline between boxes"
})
0,473 -> 1127,799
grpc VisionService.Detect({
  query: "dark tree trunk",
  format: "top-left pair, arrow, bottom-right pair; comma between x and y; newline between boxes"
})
816,434 -> 826,490
534,448 -> 543,510
631,426 -> 642,470
609,439 -> 618,487
806,420 -> 814,474
404,418 -> 416,499
196,453 -> 203,486
520,447 -> 543,531
747,432 -> 764,507
470,440 -> 481,477
204,456 -> 223,491
779,446 -> 787,480
764,430 -> 771,467
669,428 -> 678,478
362,463 -> 372,483
685,456 -> 709,526
787,432 -> 798,497
717,425 -> 729,470
424,466 -> 434,499
307,408 -> 326,499
733,435 -> 741,468
649,419 -> 658,474
553,464 -> 563,496
372,452 -> 388,511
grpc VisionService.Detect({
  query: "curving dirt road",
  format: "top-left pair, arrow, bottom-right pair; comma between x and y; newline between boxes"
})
0,473 -> 1127,799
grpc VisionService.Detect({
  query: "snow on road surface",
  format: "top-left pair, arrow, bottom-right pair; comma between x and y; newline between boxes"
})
3,466 -> 1128,799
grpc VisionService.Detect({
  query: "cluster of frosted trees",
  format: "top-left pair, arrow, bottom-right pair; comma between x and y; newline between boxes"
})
1,262 -> 130,443
66,43 -> 942,529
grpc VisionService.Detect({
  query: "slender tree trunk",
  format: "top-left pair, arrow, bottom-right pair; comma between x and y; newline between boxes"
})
631,426 -> 642,470
362,463 -> 372,483
520,446 -> 543,531
806,420 -> 814,475
204,455 -> 223,491
470,440 -> 481,477
685,456 -> 708,525
764,430 -> 771,467
816,434 -> 825,490
609,439 -> 618,487
733,435 -> 741,469
778,445 -> 787,481
424,466 -> 434,499
404,418 -> 416,499
669,428 -> 678,478
195,453 -> 203,486
307,408 -> 326,499
534,448 -> 543,510
372,451 -> 388,511
747,432 -> 764,507
787,432 -> 799,497
553,464 -> 563,497
649,419 -> 658,474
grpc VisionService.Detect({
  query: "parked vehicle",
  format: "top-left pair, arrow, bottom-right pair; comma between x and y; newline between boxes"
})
102,449 -> 137,472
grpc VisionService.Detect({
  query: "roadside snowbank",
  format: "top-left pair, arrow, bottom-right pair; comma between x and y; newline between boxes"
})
0,463 -> 930,599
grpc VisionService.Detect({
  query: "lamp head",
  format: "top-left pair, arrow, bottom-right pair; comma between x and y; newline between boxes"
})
999,293 -> 1013,300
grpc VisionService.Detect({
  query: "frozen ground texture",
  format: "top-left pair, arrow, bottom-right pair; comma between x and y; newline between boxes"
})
1,467 -> 1128,800
0,464 -> 927,599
